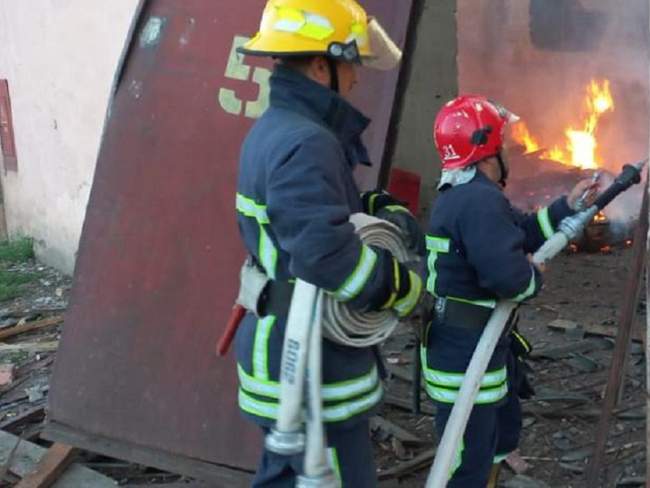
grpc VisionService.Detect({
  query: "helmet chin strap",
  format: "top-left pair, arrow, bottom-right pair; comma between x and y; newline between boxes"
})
496,152 -> 509,188
326,57 -> 340,93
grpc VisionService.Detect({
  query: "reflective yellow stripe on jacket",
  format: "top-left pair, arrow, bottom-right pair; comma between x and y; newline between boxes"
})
236,193 -> 278,279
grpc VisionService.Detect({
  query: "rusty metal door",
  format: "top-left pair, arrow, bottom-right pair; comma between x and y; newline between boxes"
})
46,0 -> 414,482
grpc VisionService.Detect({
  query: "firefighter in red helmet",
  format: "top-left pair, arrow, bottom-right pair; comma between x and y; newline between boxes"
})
422,95 -> 597,487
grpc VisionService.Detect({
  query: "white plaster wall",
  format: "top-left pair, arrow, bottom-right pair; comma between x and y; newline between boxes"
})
0,0 -> 139,273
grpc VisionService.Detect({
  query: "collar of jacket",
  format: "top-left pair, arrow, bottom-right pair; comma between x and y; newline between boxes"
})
269,64 -> 372,166
473,169 -> 503,190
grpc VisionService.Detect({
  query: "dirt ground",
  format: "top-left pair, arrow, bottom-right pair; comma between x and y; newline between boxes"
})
376,245 -> 647,487
0,243 -> 646,487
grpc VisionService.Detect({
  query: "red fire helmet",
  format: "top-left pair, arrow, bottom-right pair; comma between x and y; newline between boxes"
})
433,95 -> 519,170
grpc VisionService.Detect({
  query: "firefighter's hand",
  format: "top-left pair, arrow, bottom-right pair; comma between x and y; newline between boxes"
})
528,254 -> 546,273
568,178 -> 599,210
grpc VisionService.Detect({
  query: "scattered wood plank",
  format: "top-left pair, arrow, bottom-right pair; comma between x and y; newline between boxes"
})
370,416 -> 428,445
548,320 -> 644,343
531,339 -> 610,360
0,406 -> 45,433
386,365 -> 413,383
0,317 -> 63,343
384,392 -> 435,416
15,443 -> 77,488
122,483 -> 211,488
0,342 -> 59,353
16,356 -> 55,378
533,388 -> 590,404
377,448 -> 436,480
0,435 -> 23,482
0,430 -> 115,487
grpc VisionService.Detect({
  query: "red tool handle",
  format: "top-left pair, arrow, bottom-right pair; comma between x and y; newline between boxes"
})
217,304 -> 247,357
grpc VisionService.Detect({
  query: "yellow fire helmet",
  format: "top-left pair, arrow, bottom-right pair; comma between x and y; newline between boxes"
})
238,0 -> 402,71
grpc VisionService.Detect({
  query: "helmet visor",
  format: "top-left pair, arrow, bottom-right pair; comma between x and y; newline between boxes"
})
361,18 -> 402,71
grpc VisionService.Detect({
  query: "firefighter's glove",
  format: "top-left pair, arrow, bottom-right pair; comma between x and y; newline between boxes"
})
361,190 -> 405,216
380,257 -> 424,319
362,190 -> 424,257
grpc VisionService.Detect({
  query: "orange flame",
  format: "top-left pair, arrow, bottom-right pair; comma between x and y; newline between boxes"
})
558,80 -> 614,169
593,211 -> 608,223
511,79 -> 614,170
511,122 -> 540,154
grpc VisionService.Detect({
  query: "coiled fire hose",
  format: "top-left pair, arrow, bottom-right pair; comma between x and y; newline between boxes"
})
265,213 -> 415,487
425,160 -> 646,488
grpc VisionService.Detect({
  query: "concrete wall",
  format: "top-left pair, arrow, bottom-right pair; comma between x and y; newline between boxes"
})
390,0 -> 459,218
0,1 -> 139,273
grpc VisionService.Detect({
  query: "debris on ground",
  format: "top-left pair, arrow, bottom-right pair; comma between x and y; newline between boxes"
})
376,246 -> 647,487
0,238 -> 645,486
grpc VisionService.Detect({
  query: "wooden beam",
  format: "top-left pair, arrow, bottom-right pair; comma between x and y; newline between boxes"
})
0,406 -> 45,433
0,316 -> 62,343
377,448 -> 436,480
547,320 -> 645,343
15,444 -> 77,488
647,155 -> 650,488
0,342 -> 59,353
586,181 -> 649,485
0,430 -> 114,487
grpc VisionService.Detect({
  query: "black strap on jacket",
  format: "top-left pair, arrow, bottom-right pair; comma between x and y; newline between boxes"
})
258,280 -> 295,318
433,297 -> 494,329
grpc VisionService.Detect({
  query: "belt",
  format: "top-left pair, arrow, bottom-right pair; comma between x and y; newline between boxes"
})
433,297 -> 494,329
258,279 -> 295,318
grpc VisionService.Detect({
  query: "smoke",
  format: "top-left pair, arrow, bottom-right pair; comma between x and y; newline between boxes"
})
457,0 -> 649,222
597,171 -> 645,227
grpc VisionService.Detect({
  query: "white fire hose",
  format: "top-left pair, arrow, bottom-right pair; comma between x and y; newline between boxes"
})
265,214 -> 414,487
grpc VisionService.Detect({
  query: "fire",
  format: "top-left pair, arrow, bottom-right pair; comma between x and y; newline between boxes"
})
593,211 -> 608,223
511,122 -> 540,154
510,79 -> 615,170
560,80 -> 614,169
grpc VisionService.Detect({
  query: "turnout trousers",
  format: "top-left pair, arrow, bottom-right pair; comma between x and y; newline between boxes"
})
434,360 -> 522,487
423,320 -> 523,487
252,420 -> 377,487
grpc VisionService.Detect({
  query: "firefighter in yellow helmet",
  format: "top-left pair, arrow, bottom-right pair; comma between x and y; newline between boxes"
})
234,0 -> 424,486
